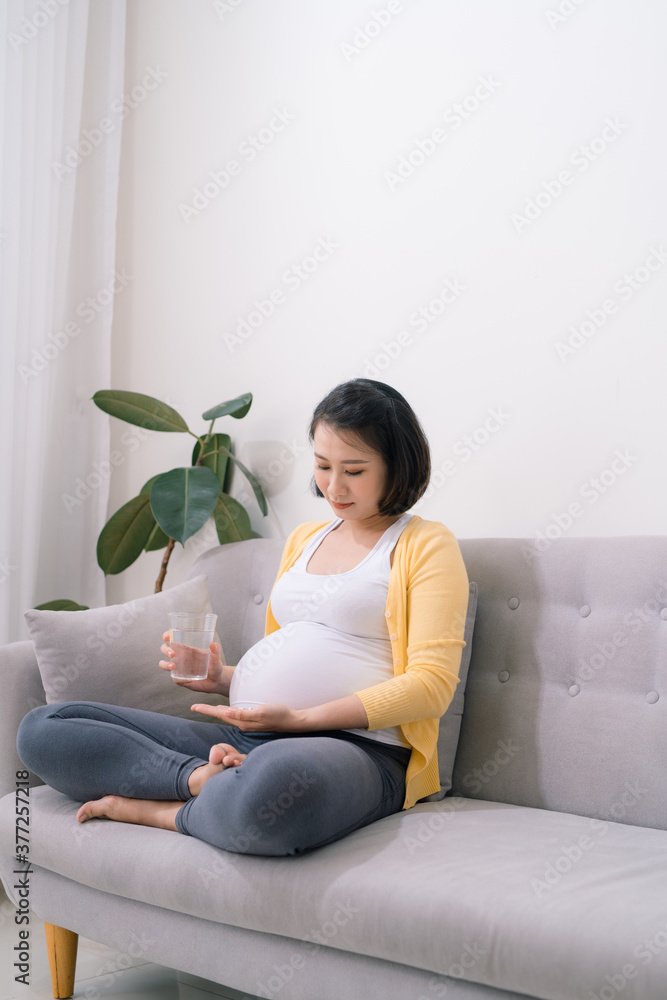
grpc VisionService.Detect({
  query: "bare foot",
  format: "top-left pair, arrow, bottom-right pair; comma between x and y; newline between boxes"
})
76,795 -> 181,832
210,742 -> 247,768
188,761 -> 224,796
187,743 -> 248,796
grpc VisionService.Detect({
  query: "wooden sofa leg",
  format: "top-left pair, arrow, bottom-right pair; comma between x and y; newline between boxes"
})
44,922 -> 79,999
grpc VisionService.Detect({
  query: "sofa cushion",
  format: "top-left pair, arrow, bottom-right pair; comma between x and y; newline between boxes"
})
24,576 -> 224,720
425,580 -> 478,800
3,787 -> 666,1000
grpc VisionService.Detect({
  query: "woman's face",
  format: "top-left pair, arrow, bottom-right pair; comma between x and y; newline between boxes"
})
312,422 -> 390,524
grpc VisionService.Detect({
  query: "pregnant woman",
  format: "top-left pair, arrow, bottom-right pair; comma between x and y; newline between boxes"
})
17,378 -> 469,856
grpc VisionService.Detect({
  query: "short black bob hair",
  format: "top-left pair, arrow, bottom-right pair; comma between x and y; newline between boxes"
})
308,379 -> 431,516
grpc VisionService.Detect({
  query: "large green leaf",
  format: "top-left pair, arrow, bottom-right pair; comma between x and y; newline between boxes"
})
150,466 -> 220,545
144,521 -> 171,552
140,476 -> 171,551
97,494 -> 157,574
212,493 -> 253,544
214,442 -> 268,516
192,433 -> 231,492
34,599 -> 89,611
93,391 -> 190,433
202,393 -> 252,421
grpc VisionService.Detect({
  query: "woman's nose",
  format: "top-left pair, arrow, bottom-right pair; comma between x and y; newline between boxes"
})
329,471 -> 348,497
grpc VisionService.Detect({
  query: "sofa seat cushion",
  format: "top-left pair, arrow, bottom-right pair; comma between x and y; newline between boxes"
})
2,788 -> 666,1000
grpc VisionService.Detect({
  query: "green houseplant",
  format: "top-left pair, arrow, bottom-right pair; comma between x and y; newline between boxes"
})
38,390 -> 267,610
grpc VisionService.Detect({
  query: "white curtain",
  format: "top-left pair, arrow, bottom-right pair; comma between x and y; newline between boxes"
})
0,0 -> 126,643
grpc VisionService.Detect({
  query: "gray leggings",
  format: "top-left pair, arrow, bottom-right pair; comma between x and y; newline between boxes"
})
17,702 -> 411,856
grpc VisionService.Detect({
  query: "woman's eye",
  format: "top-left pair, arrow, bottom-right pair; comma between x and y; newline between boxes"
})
316,465 -> 361,476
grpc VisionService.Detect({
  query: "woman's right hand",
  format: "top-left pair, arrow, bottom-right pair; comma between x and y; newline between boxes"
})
159,632 -> 228,694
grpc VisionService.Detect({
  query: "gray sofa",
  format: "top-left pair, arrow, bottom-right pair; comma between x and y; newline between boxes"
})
1,535 -> 667,1000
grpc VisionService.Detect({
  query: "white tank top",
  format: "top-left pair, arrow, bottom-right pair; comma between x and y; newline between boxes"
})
229,514 -> 413,746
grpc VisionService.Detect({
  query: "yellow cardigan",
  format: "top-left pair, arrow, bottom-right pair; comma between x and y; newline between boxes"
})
264,515 -> 469,809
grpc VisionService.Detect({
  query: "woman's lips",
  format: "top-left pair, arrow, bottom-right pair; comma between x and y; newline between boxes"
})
331,501 -> 353,509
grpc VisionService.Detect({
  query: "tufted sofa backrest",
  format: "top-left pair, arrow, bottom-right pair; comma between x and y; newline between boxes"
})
452,537 -> 667,830
189,534 -> 667,831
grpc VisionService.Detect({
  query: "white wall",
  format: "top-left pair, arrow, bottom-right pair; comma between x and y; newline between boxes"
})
107,0 -> 667,606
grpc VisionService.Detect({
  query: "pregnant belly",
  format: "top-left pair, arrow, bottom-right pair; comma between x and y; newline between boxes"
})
229,622 -> 393,710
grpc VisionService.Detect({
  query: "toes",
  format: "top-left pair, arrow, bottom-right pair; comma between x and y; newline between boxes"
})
209,743 -> 233,765
76,801 -> 98,823
76,796 -> 114,823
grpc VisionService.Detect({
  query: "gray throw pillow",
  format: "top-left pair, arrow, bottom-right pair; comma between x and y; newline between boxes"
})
421,580 -> 479,801
24,576 -> 225,720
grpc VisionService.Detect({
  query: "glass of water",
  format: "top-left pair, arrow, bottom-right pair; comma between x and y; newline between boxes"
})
168,612 -> 218,681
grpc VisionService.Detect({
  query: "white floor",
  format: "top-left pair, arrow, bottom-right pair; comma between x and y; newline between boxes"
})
0,887 -> 254,1000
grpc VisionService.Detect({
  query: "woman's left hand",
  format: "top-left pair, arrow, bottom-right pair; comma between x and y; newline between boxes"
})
190,702 -> 307,732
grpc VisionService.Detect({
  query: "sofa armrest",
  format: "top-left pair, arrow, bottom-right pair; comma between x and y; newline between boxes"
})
0,641 -> 46,799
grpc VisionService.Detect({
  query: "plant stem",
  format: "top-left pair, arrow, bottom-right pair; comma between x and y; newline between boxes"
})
155,537 -> 176,593
193,433 -> 214,466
